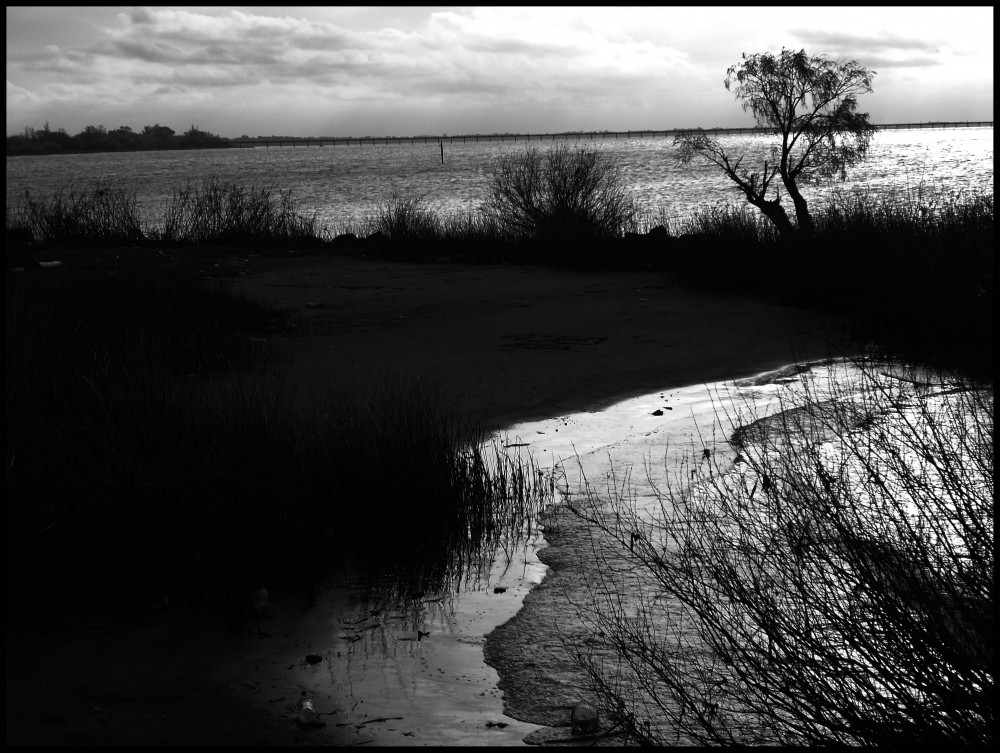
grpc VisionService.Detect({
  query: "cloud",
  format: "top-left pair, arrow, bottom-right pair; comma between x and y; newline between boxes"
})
6,80 -> 45,107
793,30 -> 939,54
5,6 -> 703,134
5,7 -> 992,137
790,29 -> 957,71
861,54 -> 941,70
112,39 -> 190,65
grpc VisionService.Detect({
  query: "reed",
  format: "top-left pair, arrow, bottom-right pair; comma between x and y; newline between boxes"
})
6,269 -> 548,628
6,181 -> 147,246
299,377 -> 548,603
5,177 -> 327,248
157,177 -> 324,245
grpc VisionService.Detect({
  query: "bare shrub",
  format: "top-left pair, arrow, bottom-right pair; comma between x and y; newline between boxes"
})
481,144 -> 639,244
158,177 -> 321,244
566,358 -> 993,745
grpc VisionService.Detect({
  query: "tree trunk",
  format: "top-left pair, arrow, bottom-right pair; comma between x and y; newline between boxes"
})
749,196 -> 797,240
781,176 -> 815,237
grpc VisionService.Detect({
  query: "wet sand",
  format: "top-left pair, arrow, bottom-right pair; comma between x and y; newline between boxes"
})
5,251 -> 844,746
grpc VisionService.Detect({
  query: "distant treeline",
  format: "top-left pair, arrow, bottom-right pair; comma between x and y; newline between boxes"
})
6,122 -> 229,156
6,122 -> 628,156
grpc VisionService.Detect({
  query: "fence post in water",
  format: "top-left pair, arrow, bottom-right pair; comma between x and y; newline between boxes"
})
439,140 -> 444,163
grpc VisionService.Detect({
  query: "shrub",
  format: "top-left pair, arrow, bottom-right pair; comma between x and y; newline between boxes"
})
481,144 -> 640,250
158,177 -> 322,245
565,357 -> 993,745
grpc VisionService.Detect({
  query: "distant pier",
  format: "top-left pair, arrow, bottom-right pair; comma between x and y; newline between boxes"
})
228,121 -> 993,149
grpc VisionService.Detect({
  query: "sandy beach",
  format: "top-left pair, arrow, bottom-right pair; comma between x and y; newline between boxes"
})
6,250 -> 843,746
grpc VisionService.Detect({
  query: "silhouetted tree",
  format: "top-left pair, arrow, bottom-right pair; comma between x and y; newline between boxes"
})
676,48 -> 877,239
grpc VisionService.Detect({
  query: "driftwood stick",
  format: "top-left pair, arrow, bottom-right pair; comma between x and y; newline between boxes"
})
355,716 -> 404,727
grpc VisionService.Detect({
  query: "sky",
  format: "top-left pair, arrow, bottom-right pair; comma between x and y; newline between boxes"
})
5,6 -> 994,139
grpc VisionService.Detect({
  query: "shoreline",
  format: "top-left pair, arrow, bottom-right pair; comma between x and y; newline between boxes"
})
6,253 -> 846,746
480,361 -> 846,744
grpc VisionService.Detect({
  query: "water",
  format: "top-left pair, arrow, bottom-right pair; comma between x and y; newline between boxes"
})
498,358 -> 991,743
6,127 -> 993,234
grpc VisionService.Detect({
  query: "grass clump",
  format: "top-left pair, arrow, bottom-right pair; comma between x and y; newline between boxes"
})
368,192 -> 443,242
158,177 -> 324,246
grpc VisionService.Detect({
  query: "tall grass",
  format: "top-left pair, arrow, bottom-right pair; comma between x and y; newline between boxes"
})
6,181 -> 147,246
295,377 -> 548,602
339,193 -> 519,263
158,177 -> 324,245
5,177 -> 326,248
563,358 -> 993,745
6,269 -> 549,628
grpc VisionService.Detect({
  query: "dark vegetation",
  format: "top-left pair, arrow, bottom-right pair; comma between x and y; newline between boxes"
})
6,121 -> 228,155
5,119 -> 992,740
9,159 -> 992,380
6,177 -> 325,251
6,266 -> 548,628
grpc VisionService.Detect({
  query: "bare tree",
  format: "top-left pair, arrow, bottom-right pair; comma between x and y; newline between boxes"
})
676,48 -> 877,239
566,359 -> 993,745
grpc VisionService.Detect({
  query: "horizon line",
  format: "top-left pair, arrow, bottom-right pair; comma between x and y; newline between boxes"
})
229,120 -> 994,142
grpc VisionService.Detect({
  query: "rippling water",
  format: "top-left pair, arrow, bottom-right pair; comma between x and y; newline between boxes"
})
6,127 -> 993,233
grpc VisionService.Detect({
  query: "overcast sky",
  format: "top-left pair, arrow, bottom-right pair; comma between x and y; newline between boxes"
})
6,6 -> 994,138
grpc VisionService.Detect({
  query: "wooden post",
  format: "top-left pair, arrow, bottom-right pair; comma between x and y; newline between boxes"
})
439,140 -> 444,163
